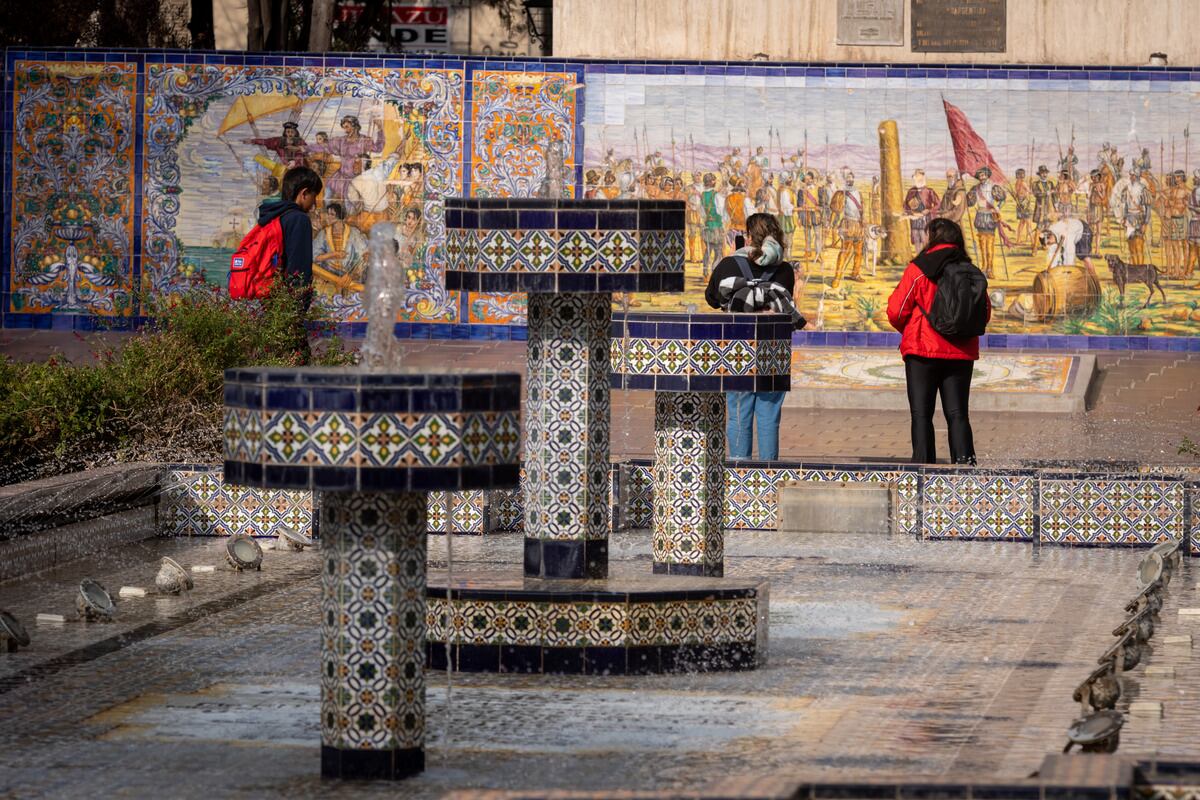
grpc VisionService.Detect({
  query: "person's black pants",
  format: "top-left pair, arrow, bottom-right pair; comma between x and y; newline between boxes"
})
904,354 -> 976,464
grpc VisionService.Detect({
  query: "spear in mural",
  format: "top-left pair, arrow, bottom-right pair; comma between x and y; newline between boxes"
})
803,129 -> 809,172
1186,126 -> 1191,176
671,126 -> 677,173
689,133 -> 696,172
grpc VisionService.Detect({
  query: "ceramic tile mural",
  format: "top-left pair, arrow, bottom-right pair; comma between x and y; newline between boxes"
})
10,50 -> 1200,347
142,62 -> 465,323
9,61 -> 138,318
465,70 -> 580,326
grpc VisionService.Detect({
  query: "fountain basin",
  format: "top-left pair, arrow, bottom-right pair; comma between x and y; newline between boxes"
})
444,198 -> 686,294
222,367 -> 521,492
426,570 -> 768,674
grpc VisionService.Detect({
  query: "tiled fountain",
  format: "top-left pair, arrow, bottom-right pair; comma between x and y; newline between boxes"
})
611,311 -> 792,576
436,198 -> 768,674
221,227 -> 521,780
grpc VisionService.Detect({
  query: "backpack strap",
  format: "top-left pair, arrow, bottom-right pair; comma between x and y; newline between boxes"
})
733,255 -> 777,284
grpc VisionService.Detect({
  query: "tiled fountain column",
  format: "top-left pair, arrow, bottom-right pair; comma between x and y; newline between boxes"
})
445,198 -> 685,579
612,312 -> 793,576
222,368 -> 520,779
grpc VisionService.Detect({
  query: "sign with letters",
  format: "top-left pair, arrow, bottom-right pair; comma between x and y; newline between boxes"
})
837,0 -> 904,46
911,0 -> 1006,52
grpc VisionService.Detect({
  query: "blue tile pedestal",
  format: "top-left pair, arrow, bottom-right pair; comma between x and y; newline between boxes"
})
445,198 -> 685,579
612,312 -> 792,576
222,368 -> 521,780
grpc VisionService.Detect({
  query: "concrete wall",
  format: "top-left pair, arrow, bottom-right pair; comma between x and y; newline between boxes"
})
553,0 -> 1193,66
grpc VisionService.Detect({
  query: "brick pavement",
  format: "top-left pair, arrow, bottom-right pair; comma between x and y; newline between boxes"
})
0,531 -> 1188,797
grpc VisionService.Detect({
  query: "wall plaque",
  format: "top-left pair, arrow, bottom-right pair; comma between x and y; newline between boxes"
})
911,0 -> 1006,53
837,0 -> 904,46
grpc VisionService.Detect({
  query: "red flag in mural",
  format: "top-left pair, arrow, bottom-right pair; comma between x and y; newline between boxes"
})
942,98 -> 1007,185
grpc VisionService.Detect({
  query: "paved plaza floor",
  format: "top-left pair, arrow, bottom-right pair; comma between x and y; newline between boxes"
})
2,531 -> 1199,797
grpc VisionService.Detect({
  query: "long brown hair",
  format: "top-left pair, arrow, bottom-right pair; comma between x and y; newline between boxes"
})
745,213 -> 784,263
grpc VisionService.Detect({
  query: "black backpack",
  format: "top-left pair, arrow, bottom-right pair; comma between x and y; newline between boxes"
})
916,261 -> 989,338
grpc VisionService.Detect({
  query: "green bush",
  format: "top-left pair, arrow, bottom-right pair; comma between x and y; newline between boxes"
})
0,285 -> 354,485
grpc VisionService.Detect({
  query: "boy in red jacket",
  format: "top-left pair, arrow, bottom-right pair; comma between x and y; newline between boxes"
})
886,218 -> 990,465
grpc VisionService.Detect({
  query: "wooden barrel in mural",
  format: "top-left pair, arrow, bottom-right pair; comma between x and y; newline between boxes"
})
1031,265 -> 1102,321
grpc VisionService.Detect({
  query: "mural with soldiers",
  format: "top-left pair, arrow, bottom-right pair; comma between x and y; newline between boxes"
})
582,72 -> 1200,336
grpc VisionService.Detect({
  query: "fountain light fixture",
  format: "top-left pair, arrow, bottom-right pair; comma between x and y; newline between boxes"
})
1099,628 -> 1140,673
1126,581 -> 1163,615
225,534 -> 264,572
1063,709 -> 1124,753
1073,663 -> 1120,713
276,527 -> 314,552
77,579 -> 116,622
0,609 -> 31,652
155,556 -> 194,595
1113,604 -> 1155,644
1136,550 -> 1164,591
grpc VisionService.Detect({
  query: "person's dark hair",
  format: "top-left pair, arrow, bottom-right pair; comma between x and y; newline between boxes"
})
745,212 -> 785,262
403,206 -> 421,221
326,202 -> 346,220
281,166 -> 323,202
925,217 -> 966,253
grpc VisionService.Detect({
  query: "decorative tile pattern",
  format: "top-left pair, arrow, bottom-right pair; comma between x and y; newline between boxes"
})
320,491 -> 426,778
222,369 -> 522,492
427,490 -> 487,534
159,468 -> 312,538
610,313 -> 793,393
524,292 -> 612,578
1040,476 -> 1185,545
444,198 -> 686,294
10,61 -> 137,317
653,392 -> 726,576
921,471 -> 1037,541
425,575 -> 767,674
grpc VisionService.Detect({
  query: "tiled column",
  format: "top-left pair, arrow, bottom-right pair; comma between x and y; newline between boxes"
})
222,368 -> 520,780
653,391 -> 726,576
320,491 -> 427,779
611,311 -> 793,577
524,292 -> 612,578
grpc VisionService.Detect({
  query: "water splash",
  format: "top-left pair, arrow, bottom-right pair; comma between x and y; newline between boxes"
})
360,223 -> 409,371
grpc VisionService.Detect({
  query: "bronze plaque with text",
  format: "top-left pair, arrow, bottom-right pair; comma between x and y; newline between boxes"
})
911,0 -> 1006,52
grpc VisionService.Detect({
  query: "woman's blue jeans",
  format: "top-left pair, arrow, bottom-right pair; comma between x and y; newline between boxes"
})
726,391 -> 785,460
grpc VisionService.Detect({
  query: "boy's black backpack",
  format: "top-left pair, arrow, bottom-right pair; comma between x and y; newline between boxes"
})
916,261 -> 989,338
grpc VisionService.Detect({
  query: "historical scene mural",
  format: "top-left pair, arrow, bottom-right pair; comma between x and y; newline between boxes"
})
144,62 -> 465,322
7,54 -> 1200,341
581,68 -> 1200,336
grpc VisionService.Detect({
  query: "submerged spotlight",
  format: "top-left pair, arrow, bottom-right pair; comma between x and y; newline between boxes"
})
276,527 -> 314,552
1064,710 -> 1124,753
155,556 -> 194,595
1073,663 -> 1121,712
225,534 -> 263,571
1137,551 -> 1164,591
0,609 -> 31,652
77,579 -> 115,622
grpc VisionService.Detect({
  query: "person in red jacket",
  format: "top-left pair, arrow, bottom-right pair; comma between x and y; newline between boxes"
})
886,218 -> 990,465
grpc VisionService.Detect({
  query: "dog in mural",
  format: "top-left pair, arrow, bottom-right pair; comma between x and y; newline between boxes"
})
1104,254 -> 1167,308
864,224 -> 886,276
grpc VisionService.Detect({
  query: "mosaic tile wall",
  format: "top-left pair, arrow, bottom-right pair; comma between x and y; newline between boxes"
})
164,462 -> 1195,549
10,49 -> 1200,349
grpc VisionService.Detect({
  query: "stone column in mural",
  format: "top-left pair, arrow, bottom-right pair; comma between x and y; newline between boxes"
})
443,198 -> 686,579
611,311 -> 793,577
221,368 -> 521,780
878,119 -> 913,266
